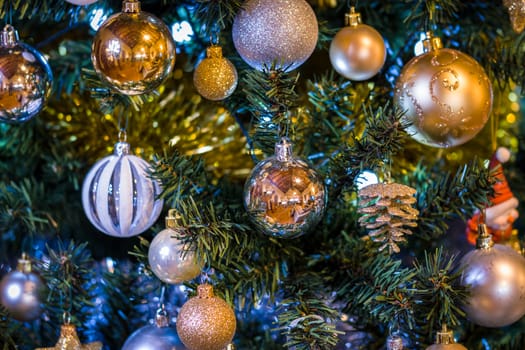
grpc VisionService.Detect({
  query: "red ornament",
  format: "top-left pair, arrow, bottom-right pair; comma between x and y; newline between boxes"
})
466,147 -> 519,244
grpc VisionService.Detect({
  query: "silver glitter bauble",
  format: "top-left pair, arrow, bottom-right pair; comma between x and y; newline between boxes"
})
232,0 -> 318,72
91,0 -> 176,95
0,257 -> 45,321
123,311 -> 186,350
81,139 -> 163,238
244,138 -> 326,239
329,7 -> 386,81
459,226 -> 525,327
0,25 -> 53,124
148,210 -> 202,284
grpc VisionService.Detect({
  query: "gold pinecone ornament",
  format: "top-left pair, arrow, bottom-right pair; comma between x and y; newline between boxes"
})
358,183 -> 419,253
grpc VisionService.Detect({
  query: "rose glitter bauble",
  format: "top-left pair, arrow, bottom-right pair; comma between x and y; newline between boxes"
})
394,34 -> 492,148
232,0 -> 318,72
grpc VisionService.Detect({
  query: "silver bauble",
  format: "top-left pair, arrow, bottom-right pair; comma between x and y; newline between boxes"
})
0,25 -> 53,123
244,138 -> 326,239
232,0 -> 318,72
148,210 -> 202,284
459,229 -> 525,327
0,258 -> 45,321
122,312 -> 186,350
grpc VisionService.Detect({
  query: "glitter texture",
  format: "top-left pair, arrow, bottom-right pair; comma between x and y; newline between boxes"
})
36,324 -> 103,350
177,284 -> 236,350
232,0 -> 318,72
91,0 -> 176,95
193,45 -> 238,101
503,0 -> 525,33
394,46 -> 492,148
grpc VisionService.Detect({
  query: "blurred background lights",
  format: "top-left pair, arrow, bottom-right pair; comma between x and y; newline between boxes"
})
355,170 -> 379,190
89,7 -> 108,31
171,21 -> 193,43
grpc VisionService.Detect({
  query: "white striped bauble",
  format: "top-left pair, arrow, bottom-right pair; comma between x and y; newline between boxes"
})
81,141 -> 163,238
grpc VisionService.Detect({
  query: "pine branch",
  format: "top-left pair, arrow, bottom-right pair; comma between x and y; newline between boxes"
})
48,39 -> 92,95
403,0 -> 460,29
195,0 -> 243,35
0,306 -> 16,350
411,247 -> 468,342
411,159 -> 492,240
242,66 -> 300,155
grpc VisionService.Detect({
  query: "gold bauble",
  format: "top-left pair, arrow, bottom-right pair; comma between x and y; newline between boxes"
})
503,0 -> 525,33
243,137 -> 327,239
193,45 -> 238,101
329,7 -> 386,81
459,225 -> 525,327
176,284 -> 236,350
425,325 -> 467,350
91,0 -> 176,95
394,35 -> 492,148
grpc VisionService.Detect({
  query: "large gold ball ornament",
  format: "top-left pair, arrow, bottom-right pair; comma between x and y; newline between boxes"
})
0,25 -> 53,124
394,35 -> 492,148
459,226 -> 525,328
91,0 -> 176,95
232,0 -> 318,72
244,137 -> 327,239
329,7 -> 386,81
176,284 -> 236,350
193,46 -> 238,101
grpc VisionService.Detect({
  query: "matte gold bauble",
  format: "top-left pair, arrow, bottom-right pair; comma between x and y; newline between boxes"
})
459,225 -> 525,327
193,46 -> 238,101
243,137 -> 327,239
176,284 -> 236,350
91,0 -> 176,95
329,7 -> 386,81
394,33 -> 492,148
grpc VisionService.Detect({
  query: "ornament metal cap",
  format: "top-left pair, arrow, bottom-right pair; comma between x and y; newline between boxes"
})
114,130 -> 131,156
0,24 -> 19,47
16,253 -> 32,273
155,307 -> 170,328
476,223 -> 494,250
421,31 -> 443,53
197,283 -> 215,298
386,334 -> 403,350
206,45 -> 223,59
275,137 -> 293,162
435,324 -> 454,344
345,7 -> 362,26
122,0 -> 140,13
165,209 -> 183,228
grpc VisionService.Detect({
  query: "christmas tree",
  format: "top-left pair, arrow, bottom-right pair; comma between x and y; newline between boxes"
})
0,0 -> 525,349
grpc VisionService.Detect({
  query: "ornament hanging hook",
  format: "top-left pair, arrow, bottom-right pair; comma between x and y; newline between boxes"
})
63,311 -> 71,325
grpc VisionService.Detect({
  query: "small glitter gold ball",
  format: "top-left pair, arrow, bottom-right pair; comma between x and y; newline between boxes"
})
193,46 -> 238,101
394,42 -> 492,148
176,284 -> 236,350
91,0 -> 176,95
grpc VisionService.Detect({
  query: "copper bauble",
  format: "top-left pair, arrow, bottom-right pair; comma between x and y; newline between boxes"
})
0,256 -> 45,322
329,7 -> 386,81
0,25 -> 53,123
394,34 -> 492,148
91,0 -> 176,95
193,46 -> 238,101
232,0 -> 318,72
459,226 -> 525,327
176,284 -> 236,350
148,210 -> 202,284
243,138 -> 327,239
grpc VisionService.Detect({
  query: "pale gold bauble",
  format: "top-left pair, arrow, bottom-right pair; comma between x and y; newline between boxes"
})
459,226 -> 525,327
329,7 -> 386,81
91,0 -> 176,95
177,284 -> 236,350
394,35 -> 492,148
193,46 -> 238,101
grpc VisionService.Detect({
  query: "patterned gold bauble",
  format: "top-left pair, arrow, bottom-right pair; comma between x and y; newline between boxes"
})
36,322 -> 102,350
503,0 -> 525,33
329,7 -> 386,81
193,46 -> 238,101
394,33 -> 492,148
0,25 -> 53,123
232,0 -> 318,72
358,182 -> 419,254
91,0 -> 176,95
459,224 -> 525,327
176,284 -> 236,350
243,137 -> 327,239
425,325 -> 467,350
